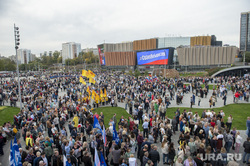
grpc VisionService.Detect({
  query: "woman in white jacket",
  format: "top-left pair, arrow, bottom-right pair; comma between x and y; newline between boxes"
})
235,131 -> 242,153
161,136 -> 169,164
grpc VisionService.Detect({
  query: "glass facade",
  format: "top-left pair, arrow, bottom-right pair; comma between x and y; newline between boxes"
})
240,12 -> 250,51
248,15 -> 250,51
158,37 -> 191,48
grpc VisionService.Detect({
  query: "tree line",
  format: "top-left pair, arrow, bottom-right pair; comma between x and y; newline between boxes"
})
0,51 -> 99,71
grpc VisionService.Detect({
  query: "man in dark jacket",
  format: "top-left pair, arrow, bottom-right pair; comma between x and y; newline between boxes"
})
82,151 -> 92,166
148,145 -> 160,166
52,150 -> 63,166
138,109 -> 143,124
19,148 -> 27,163
194,154 -> 204,166
140,146 -> 148,166
137,132 -> 144,159
243,137 -> 250,164
70,128 -> 77,139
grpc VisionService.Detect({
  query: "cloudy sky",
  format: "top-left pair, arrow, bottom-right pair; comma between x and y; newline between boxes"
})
0,0 -> 249,57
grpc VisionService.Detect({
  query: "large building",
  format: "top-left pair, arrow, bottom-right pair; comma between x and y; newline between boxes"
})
97,35 -> 230,71
97,42 -> 135,67
177,46 -> 238,68
17,49 -> 35,64
158,37 -> 191,48
240,11 -> 250,51
62,42 -> 81,64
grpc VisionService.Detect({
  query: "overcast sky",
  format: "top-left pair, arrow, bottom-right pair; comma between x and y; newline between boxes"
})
0,0 -> 249,57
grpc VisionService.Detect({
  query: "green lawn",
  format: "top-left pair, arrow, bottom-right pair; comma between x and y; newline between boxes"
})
166,104 -> 250,130
180,72 -> 208,77
94,104 -> 249,131
201,84 -> 215,90
93,107 -> 143,130
184,84 -> 215,90
0,106 -> 20,126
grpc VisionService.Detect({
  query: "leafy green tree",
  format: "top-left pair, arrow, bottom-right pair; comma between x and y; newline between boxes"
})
0,58 -> 16,71
57,56 -> 62,63
134,69 -> 140,78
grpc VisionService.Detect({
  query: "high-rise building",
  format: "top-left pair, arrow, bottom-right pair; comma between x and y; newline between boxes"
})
62,42 -> 81,64
240,11 -> 250,51
17,49 -> 32,64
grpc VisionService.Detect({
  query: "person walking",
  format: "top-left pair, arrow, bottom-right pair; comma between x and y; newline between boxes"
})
142,119 -> 149,138
226,115 -> 233,131
247,117 -> 250,138
243,137 -> 250,164
235,131 -> 242,153
190,97 -> 193,108
149,145 -> 160,166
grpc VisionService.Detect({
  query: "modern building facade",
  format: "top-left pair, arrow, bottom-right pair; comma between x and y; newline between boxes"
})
240,11 -> 250,51
17,49 -> 34,64
158,37 -> 191,48
97,35 -> 229,71
62,42 -> 81,64
190,36 -> 211,47
177,46 -> 237,67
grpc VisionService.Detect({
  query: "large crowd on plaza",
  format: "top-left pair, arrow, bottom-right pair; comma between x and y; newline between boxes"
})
0,71 -> 250,166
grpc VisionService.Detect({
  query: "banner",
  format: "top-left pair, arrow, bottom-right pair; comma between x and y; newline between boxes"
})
9,137 -> 22,166
89,77 -> 96,84
94,147 -> 100,166
98,44 -> 105,65
87,87 -> 91,95
92,90 -> 96,100
104,89 -> 107,97
102,126 -> 107,146
112,124 -> 119,144
82,70 -> 88,77
100,152 -> 107,166
79,77 -> 86,85
94,116 -> 102,131
137,49 -> 169,65
100,89 -> 103,98
88,70 -> 95,78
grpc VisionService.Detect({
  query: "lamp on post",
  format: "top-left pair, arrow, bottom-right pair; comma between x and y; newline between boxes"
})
14,24 -> 22,110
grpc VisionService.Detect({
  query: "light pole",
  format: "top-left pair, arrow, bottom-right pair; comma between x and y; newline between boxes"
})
14,24 -> 22,110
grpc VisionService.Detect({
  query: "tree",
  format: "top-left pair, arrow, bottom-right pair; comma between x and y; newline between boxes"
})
53,51 -> 60,63
0,58 -> 16,71
57,56 -> 62,63
134,69 -> 140,78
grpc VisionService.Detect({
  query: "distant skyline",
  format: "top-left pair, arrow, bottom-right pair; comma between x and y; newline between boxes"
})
0,0 -> 249,57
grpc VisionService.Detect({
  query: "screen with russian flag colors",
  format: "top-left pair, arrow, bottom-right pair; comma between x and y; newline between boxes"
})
137,49 -> 169,65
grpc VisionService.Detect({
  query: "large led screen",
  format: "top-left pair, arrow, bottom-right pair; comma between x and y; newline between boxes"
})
137,49 -> 169,65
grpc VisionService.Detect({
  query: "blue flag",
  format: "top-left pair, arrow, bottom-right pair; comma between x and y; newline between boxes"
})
9,137 -> 22,166
112,124 -> 119,144
94,116 -> 102,132
100,152 -> 107,166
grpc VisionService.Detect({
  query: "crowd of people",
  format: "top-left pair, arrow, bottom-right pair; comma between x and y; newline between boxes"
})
0,72 -> 249,166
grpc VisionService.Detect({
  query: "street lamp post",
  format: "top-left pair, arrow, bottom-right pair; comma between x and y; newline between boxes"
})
14,24 -> 22,110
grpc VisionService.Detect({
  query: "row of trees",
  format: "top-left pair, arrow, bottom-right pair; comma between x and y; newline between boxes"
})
0,51 -> 99,71
65,51 -> 99,65
0,58 -> 16,71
